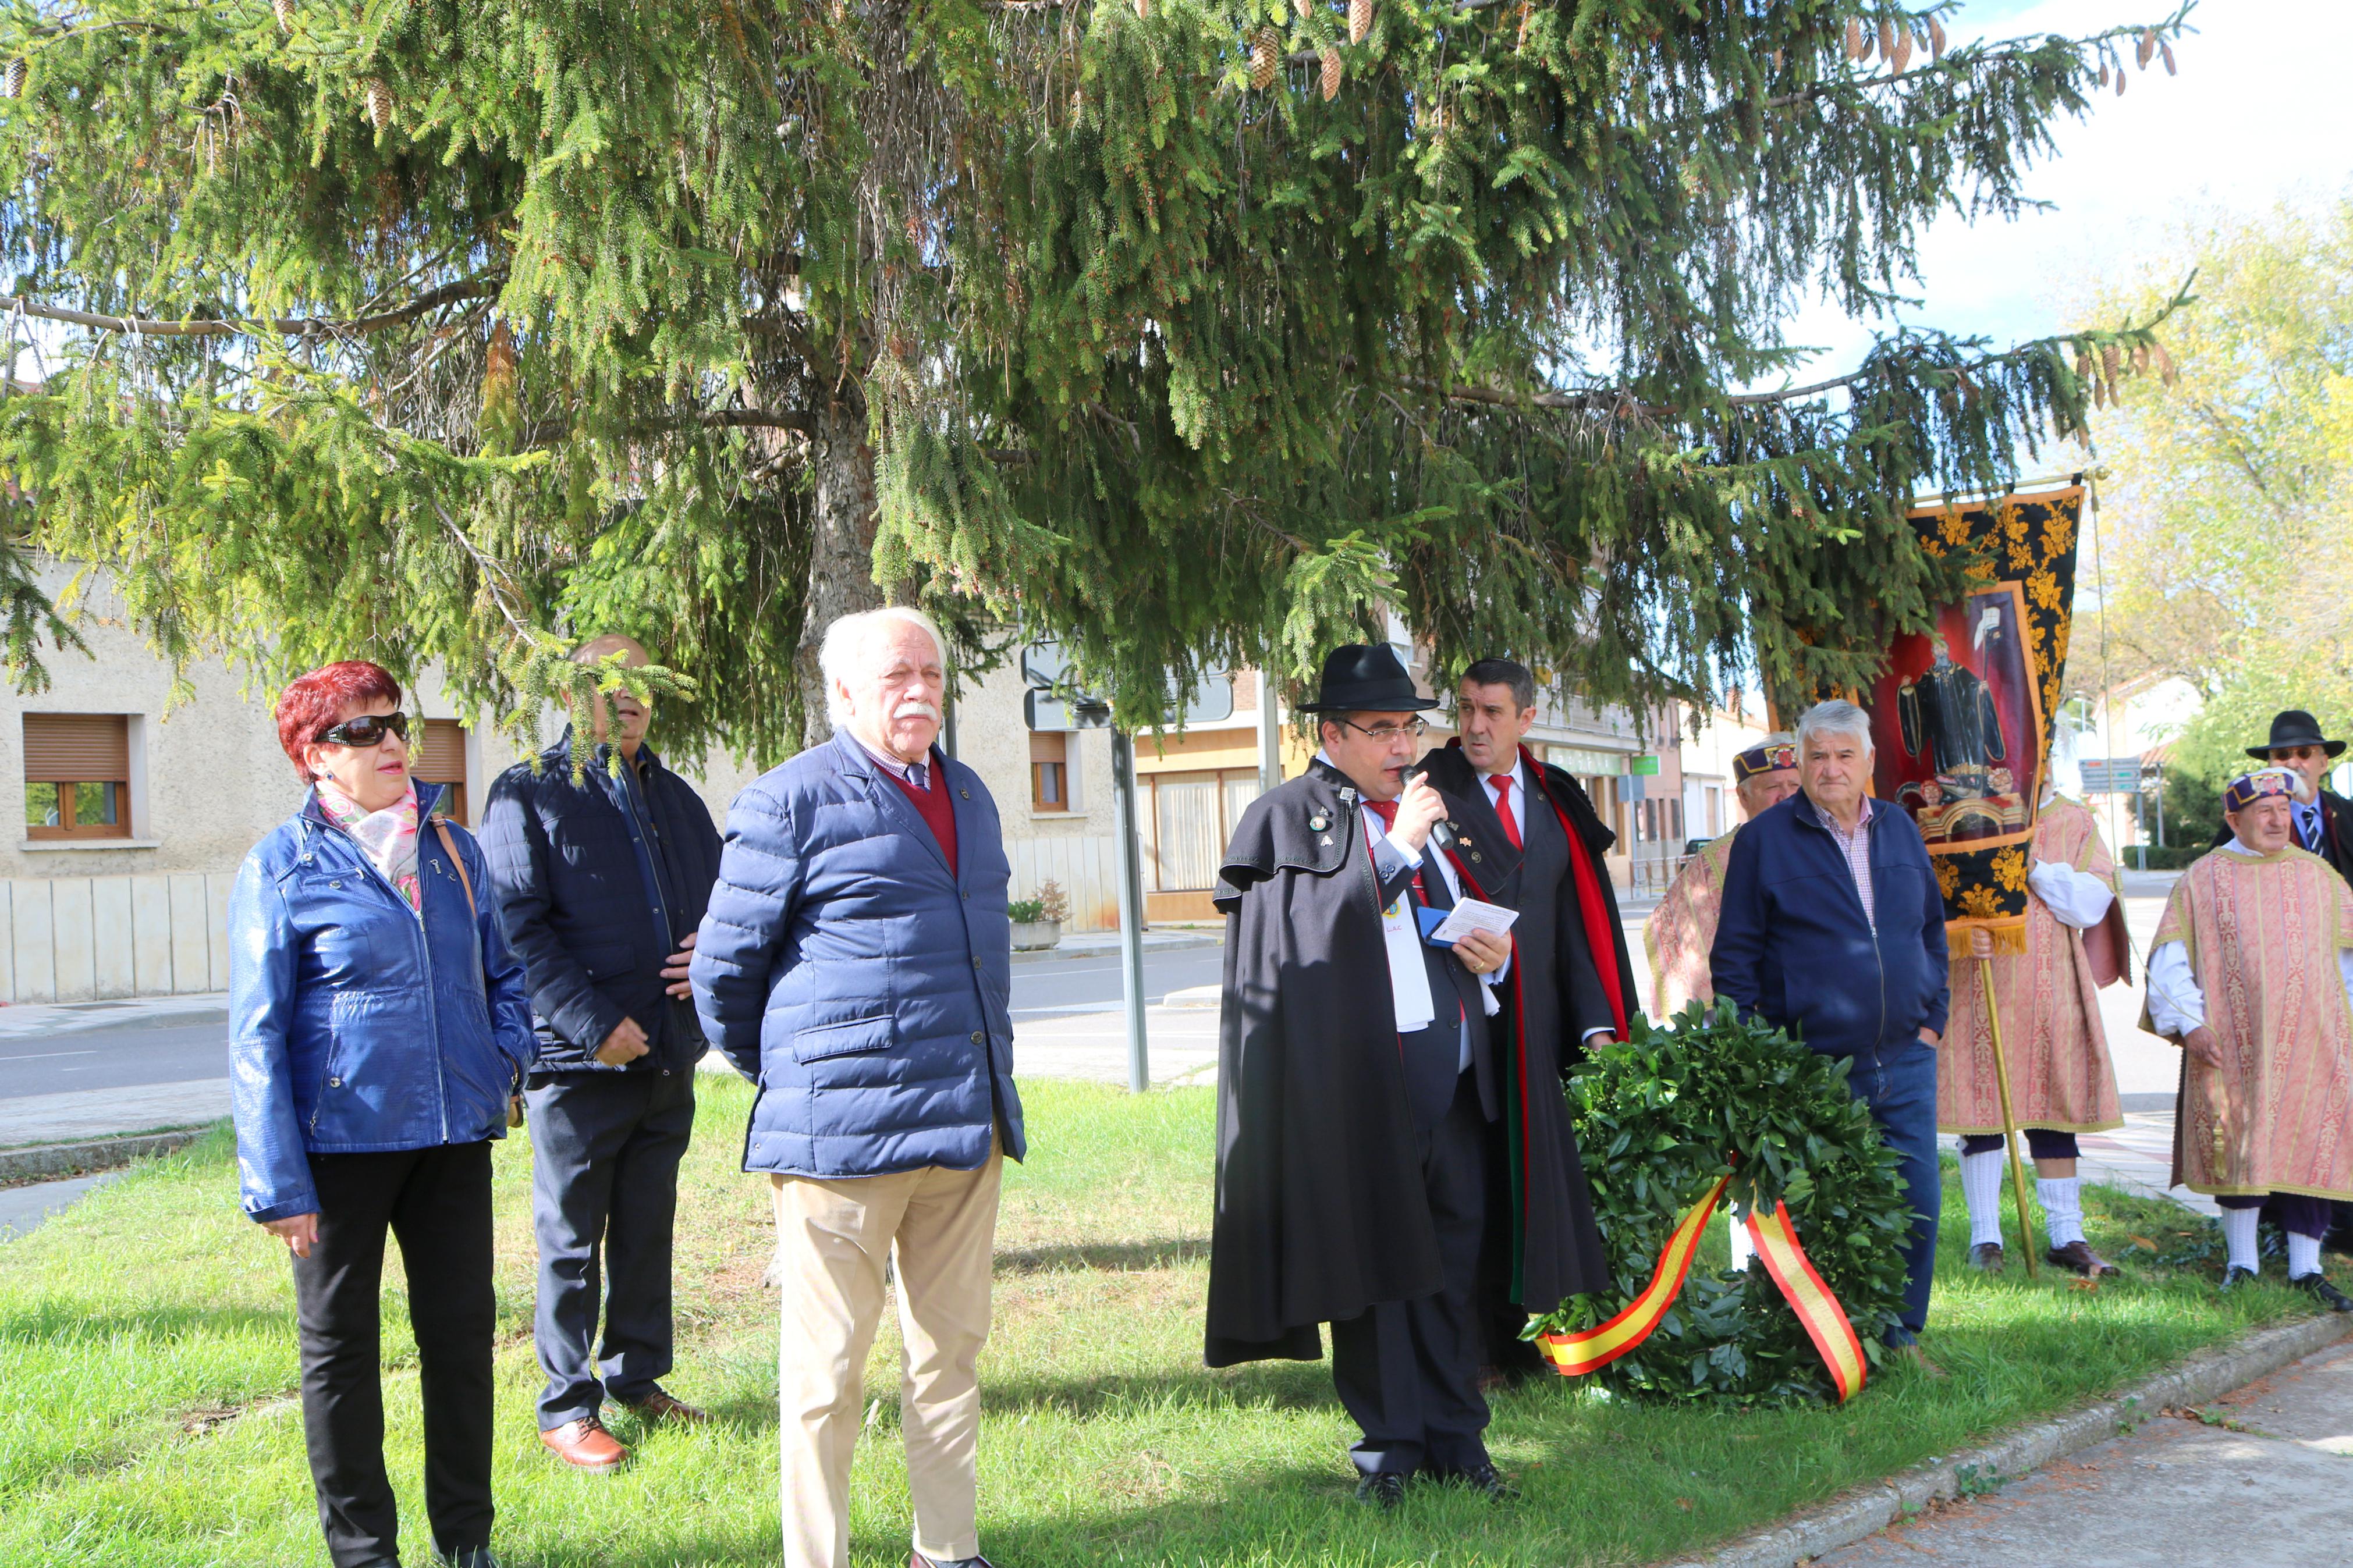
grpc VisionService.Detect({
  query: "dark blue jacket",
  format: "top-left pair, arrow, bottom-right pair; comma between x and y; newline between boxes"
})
228,781 -> 538,1222
1710,791 -> 1951,1058
478,730 -> 723,1073
690,730 -> 1024,1177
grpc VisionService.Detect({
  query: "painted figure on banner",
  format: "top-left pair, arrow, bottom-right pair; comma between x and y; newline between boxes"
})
2143,768 -> 2353,1311
1208,644 -> 1606,1508
1939,774 -> 2132,1278
1416,658 -> 1635,1387
1878,591 -> 2038,846
1643,734 -> 1800,1018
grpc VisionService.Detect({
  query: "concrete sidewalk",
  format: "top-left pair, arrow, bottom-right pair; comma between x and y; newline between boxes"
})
1816,1334 -> 2353,1567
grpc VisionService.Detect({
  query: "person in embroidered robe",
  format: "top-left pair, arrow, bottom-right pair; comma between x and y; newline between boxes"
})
1207,645 -> 1567,1509
1643,735 -> 1800,1018
1939,793 -> 2132,1276
2143,767 -> 2353,1311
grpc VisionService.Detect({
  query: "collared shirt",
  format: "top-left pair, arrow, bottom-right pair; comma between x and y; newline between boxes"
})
853,731 -> 930,792
1477,756 -> 1531,841
1819,795 -> 1878,931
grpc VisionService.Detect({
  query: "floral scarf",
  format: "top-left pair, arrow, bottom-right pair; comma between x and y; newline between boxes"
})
316,779 -> 423,913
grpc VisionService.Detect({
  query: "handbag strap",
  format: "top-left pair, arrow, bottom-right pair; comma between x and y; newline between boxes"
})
430,816 -> 477,918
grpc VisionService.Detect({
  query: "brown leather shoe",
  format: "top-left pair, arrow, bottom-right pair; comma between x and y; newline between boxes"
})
540,1416 -> 628,1471
616,1386 -> 711,1426
2047,1240 -> 2120,1278
1968,1242 -> 2006,1274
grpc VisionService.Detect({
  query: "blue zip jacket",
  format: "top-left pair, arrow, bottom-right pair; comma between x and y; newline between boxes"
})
690,730 -> 1024,1178
228,781 -> 538,1221
1709,791 -> 1951,1057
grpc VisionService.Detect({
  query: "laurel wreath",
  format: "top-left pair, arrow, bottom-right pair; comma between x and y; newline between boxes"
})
1533,1001 -> 1915,1405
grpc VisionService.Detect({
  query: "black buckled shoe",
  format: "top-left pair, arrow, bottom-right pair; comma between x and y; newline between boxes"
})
441,1550 -> 499,1568
2294,1273 -> 2353,1313
1443,1461 -> 1518,1502
2048,1240 -> 2120,1278
2222,1264 -> 2260,1291
910,1555 -> 996,1568
1355,1471 -> 1409,1510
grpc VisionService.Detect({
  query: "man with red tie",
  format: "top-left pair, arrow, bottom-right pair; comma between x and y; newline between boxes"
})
1415,658 -> 1631,1383
1209,645 -> 1581,1509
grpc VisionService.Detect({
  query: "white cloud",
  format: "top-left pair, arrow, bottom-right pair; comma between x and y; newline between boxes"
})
1773,0 -> 2353,380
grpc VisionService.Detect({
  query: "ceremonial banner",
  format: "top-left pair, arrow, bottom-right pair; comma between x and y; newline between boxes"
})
1867,485 -> 2084,946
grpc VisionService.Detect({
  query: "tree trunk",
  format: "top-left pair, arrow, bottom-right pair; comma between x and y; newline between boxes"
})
796,396 -> 885,751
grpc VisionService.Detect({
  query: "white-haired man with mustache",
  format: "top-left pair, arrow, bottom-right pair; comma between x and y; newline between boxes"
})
693,606 -> 1022,1568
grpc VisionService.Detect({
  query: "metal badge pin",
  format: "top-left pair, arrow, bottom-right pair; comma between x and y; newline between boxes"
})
1319,835 -> 1334,846
1309,813 -> 1329,831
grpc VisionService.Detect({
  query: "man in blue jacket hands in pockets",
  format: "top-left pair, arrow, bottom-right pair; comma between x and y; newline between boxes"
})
1710,699 -> 1952,1373
692,606 -> 1021,1568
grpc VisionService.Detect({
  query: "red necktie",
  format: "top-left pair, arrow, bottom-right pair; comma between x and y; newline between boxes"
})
1489,774 -> 1522,850
1363,798 -> 1428,899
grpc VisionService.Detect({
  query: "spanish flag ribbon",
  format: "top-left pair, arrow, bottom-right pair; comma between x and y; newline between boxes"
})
1743,1200 -> 1868,1402
1535,1172 -> 1730,1378
1534,1175 -> 1868,1402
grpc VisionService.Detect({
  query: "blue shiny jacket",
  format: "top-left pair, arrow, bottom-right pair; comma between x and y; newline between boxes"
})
229,781 -> 537,1221
1709,790 -> 1951,1058
691,730 -> 1024,1178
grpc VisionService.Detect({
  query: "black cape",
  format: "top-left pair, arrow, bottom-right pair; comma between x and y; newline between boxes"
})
1205,761 -> 1454,1367
1418,741 -> 1620,1314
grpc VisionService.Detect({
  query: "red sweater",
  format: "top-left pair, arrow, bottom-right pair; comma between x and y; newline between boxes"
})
881,757 -> 959,877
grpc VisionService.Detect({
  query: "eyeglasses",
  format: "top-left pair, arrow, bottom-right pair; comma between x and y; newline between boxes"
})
315,712 -> 410,749
1338,716 -> 1429,744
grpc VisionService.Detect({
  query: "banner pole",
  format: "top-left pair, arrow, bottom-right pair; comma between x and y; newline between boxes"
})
1978,957 -> 2039,1278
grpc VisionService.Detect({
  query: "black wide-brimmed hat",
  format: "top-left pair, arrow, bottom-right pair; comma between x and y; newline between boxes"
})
1297,644 -> 1440,714
2246,709 -> 2347,760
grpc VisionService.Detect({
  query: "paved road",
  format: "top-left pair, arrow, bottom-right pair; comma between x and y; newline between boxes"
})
0,1018 -> 232,1100
1006,943 -> 1225,1022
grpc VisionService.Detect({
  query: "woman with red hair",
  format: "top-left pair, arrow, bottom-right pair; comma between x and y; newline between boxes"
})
228,659 -> 535,1568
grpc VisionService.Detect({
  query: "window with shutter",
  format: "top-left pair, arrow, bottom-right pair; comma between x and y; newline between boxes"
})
24,714 -> 132,838
1028,730 -> 1069,812
413,719 -> 469,824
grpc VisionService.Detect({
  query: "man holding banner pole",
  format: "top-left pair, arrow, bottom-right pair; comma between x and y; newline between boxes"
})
1710,699 -> 1951,1373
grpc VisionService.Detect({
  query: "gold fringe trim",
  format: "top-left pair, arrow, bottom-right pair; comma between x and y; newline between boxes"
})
1947,918 -> 2028,956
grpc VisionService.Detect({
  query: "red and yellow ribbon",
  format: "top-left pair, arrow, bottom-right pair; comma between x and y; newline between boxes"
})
1534,1176 -> 1868,1402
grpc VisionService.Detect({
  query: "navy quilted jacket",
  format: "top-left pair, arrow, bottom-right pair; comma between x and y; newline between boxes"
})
690,730 -> 1024,1176
228,781 -> 538,1222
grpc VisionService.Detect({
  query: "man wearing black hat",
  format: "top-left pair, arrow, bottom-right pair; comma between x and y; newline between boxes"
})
1208,645 -> 1583,1509
2217,712 -> 2352,885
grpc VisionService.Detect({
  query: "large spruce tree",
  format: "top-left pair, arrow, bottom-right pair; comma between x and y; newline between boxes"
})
0,0 -> 2188,755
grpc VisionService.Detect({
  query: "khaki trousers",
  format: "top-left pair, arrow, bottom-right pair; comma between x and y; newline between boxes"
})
771,1140 -> 1002,1568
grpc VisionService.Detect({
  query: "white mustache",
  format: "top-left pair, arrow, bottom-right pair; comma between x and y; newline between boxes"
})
893,701 -> 942,722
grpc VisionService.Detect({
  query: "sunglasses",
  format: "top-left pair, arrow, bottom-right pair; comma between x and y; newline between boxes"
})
315,712 -> 410,749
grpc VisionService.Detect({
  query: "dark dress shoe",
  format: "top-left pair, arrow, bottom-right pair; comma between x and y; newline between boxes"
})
1968,1242 -> 2006,1274
2222,1264 -> 2259,1290
441,1550 -> 499,1568
1442,1461 -> 1518,1502
2293,1273 -> 2353,1312
2048,1240 -> 2120,1277
910,1553 -> 996,1568
617,1386 -> 711,1425
1355,1471 -> 1409,1509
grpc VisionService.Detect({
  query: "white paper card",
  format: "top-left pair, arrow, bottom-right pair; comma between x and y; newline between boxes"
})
1427,898 -> 1520,945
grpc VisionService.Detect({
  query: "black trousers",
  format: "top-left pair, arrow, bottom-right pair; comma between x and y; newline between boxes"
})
1329,1069 -> 1492,1477
292,1141 -> 496,1568
524,1065 -> 697,1427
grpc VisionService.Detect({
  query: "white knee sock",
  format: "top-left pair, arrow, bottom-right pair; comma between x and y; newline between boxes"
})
2036,1176 -> 2085,1248
1960,1149 -> 2007,1247
2221,1207 -> 2261,1273
2288,1231 -> 2322,1280
1728,1211 -> 1756,1271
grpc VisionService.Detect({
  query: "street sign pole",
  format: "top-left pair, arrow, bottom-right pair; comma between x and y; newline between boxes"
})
1110,728 -> 1151,1093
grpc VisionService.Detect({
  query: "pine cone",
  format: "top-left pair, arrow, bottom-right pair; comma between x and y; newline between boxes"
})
1890,31 -> 1912,75
2155,342 -> 2178,386
1293,0 -> 1310,17
273,0 -> 294,31
2161,41 -> 2176,75
1929,17 -> 1946,59
1878,19 -> 1896,64
2132,342 -> 2150,374
3,58 -> 24,99
1844,19 -> 1863,62
2100,343 -> 2121,383
1134,0 -> 1148,17
1321,47 -> 1341,101
364,76 -> 393,131
1349,0 -> 1372,47
2096,63 -> 2109,88
1250,27 -> 1277,91
2114,66 -> 2126,97
2136,30 -> 2155,69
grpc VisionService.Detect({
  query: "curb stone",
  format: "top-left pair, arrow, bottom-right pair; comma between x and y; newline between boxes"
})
1665,1313 -> 2353,1568
0,1129 -> 204,1186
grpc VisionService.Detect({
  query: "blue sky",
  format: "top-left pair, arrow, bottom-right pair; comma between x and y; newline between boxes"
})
1774,0 -> 2353,384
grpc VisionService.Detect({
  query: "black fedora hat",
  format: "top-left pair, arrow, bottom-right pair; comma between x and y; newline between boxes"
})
2246,709 -> 2347,760
1297,644 -> 1440,714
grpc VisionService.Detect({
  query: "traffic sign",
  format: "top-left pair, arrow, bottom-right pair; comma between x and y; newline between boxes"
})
1023,688 -> 1113,731
1020,641 -> 1234,731
2078,756 -> 2145,795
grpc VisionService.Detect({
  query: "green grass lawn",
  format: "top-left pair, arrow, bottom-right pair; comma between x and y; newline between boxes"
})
0,1077 -> 2334,1567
